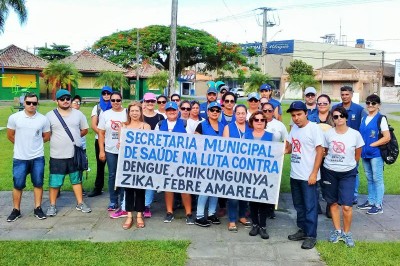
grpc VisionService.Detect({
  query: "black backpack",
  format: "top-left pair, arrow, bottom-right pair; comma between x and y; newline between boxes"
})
377,115 -> 399,165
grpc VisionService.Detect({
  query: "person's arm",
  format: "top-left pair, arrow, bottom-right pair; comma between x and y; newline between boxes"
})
284,141 -> 292,154
42,132 -> 51,143
91,115 -> 100,134
371,116 -> 390,147
7,129 -> 15,144
222,125 -> 229,138
98,129 -> 106,161
80,129 -> 88,137
355,147 -> 362,163
308,145 -> 324,185
274,106 -> 281,121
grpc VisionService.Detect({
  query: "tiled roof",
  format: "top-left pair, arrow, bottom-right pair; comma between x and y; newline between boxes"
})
61,50 -> 127,73
125,63 -> 160,78
321,60 -> 395,77
0,44 -> 49,70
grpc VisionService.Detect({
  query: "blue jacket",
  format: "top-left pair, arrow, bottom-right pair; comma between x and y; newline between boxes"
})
200,119 -> 224,136
159,119 -> 187,133
244,130 -> 273,141
219,112 -> 236,127
227,122 -> 251,139
199,102 -> 208,119
332,102 -> 365,131
359,114 -> 381,159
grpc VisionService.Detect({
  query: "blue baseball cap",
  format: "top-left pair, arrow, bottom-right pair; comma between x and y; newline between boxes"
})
287,101 -> 307,113
56,89 -> 71,99
259,84 -> 272,91
247,92 -> 260,101
165,101 -> 178,110
208,101 -> 221,110
207,86 -> 218,94
101,86 -> 113,93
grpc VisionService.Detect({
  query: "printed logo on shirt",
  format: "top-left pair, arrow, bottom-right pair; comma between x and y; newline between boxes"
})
351,114 -> 356,120
292,137 -> 301,153
332,141 -> 345,154
369,130 -> 376,138
111,120 -> 122,131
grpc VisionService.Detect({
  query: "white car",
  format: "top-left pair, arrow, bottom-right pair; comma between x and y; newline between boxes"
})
230,88 -> 245,98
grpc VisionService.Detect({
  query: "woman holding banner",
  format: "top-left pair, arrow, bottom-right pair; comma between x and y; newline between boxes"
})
194,102 -> 225,227
246,111 -> 273,239
118,102 -> 150,229
222,104 -> 252,232
187,101 -> 203,134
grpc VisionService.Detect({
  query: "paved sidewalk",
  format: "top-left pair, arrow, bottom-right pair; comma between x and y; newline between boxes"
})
1,191 -> 400,265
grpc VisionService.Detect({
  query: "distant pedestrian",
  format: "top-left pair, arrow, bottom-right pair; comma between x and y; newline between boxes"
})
286,101 -> 324,249
45,89 -> 91,217
6,93 -> 50,222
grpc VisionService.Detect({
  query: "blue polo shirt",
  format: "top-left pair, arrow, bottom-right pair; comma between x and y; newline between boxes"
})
332,102 -> 365,131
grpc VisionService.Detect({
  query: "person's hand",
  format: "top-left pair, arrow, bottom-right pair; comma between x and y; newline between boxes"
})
99,151 -> 106,162
308,173 -> 317,185
116,142 -> 120,149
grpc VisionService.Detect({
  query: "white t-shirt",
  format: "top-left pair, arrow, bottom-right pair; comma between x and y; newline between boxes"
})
266,118 -> 288,142
46,109 -> 89,159
91,104 -> 104,139
7,111 -> 50,160
364,115 -> 389,131
288,121 -> 324,181
187,118 -> 202,134
98,109 -> 127,154
323,127 -> 365,172
155,120 -> 177,132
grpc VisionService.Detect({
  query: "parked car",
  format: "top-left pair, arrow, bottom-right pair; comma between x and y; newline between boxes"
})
230,88 -> 245,98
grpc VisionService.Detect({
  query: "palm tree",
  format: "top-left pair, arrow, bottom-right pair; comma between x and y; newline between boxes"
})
43,62 -> 82,100
94,71 -> 129,91
147,70 -> 168,90
0,0 -> 28,33
246,71 -> 273,93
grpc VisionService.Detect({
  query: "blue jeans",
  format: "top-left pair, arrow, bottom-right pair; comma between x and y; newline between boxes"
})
290,178 -> 318,238
145,189 -> 155,207
13,156 -> 45,189
227,199 -> 248,223
105,152 -> 124,208
196,195 -> 218,219
362,157 -> 384,207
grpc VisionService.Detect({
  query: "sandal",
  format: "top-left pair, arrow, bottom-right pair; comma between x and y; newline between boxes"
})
228,224 -> 238,233
122,217 -> 133,230
136,215 -> 145,228
239,218 -> 252,228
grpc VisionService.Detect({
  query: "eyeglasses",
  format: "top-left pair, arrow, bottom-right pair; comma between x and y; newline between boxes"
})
157,101 -> 166,104
366,101 -> 378,106
111,99 -> 122,103
25,101 -> 38,106
254,118 -> 266,122
207,93 -> 217,96
102,91 -> 111,96
262,109 -> 274,113
209,108 -> 221,113
171,98 -> 180,102
333,114 -> 345,120
145,100 -> 156,103
305,94 -> 315,98
248,98 -> 259,103
317,102 -> 329,106
181,107 -> 191,111
72,101 -> 81,105
58,96 -> 71,102
224,99 -> 235,104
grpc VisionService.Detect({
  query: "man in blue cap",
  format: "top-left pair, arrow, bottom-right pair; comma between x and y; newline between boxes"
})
259,83 -> 282,121
199,85 -> 218,119
45,89 -> 91,216
285,101 -> 324,250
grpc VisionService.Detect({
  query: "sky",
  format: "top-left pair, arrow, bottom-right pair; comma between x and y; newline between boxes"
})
1,0 -> 399,64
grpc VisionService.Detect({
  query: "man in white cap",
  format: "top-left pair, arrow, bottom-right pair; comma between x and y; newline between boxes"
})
304,87 -> 318,119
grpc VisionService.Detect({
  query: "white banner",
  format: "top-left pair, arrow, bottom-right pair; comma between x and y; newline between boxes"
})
116,129 -> 285,204
395,59 -> 400,86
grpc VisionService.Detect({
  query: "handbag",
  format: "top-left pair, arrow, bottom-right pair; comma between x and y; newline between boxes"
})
53,109 -> 89,171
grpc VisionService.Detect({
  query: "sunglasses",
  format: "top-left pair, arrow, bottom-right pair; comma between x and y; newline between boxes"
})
262,109 -> 274,113
25,101 -> 38,106
248,98 -> 259,103
254,118 -> 266,122
145,100 -> 156,103
111,99 -> 122,103
157,101 -> 166,104
209,108 -> 221,113
171,99 -> 180,102
102,91 -> 111,96
366,101 -> 378,106
317,102 -> 329,106
305,94 -> 315,98
72,101 -> 81,105
224,99 -> 235,104
333,114 -> 345,120
58,96 -> 71,102
181,107 -> 191,111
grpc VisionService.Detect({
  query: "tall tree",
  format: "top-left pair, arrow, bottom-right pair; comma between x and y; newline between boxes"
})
285,59 -> 318,92
37,43 -> 72,61
246,71 -> 273,93
202,42 -> 247,74
0,0 -> 27,33
94,71 -> 129,91
43,62 -> 82,100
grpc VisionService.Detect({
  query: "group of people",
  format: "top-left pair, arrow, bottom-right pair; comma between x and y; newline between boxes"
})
6,82 -> 390,250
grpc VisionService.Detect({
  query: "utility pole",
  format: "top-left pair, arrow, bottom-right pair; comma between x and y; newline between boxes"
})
379,50 -> 385,96
258,7 -> 275,74
135,30 -> 140,100
168,0 -> 178,98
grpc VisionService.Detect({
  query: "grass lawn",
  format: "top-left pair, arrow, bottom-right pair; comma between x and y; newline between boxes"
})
390,111 -> 400,116
0,240 -> 190,266
317,241 -> 400,266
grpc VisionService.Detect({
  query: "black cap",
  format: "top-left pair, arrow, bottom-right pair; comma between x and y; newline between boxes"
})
287,101 -> 307,113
